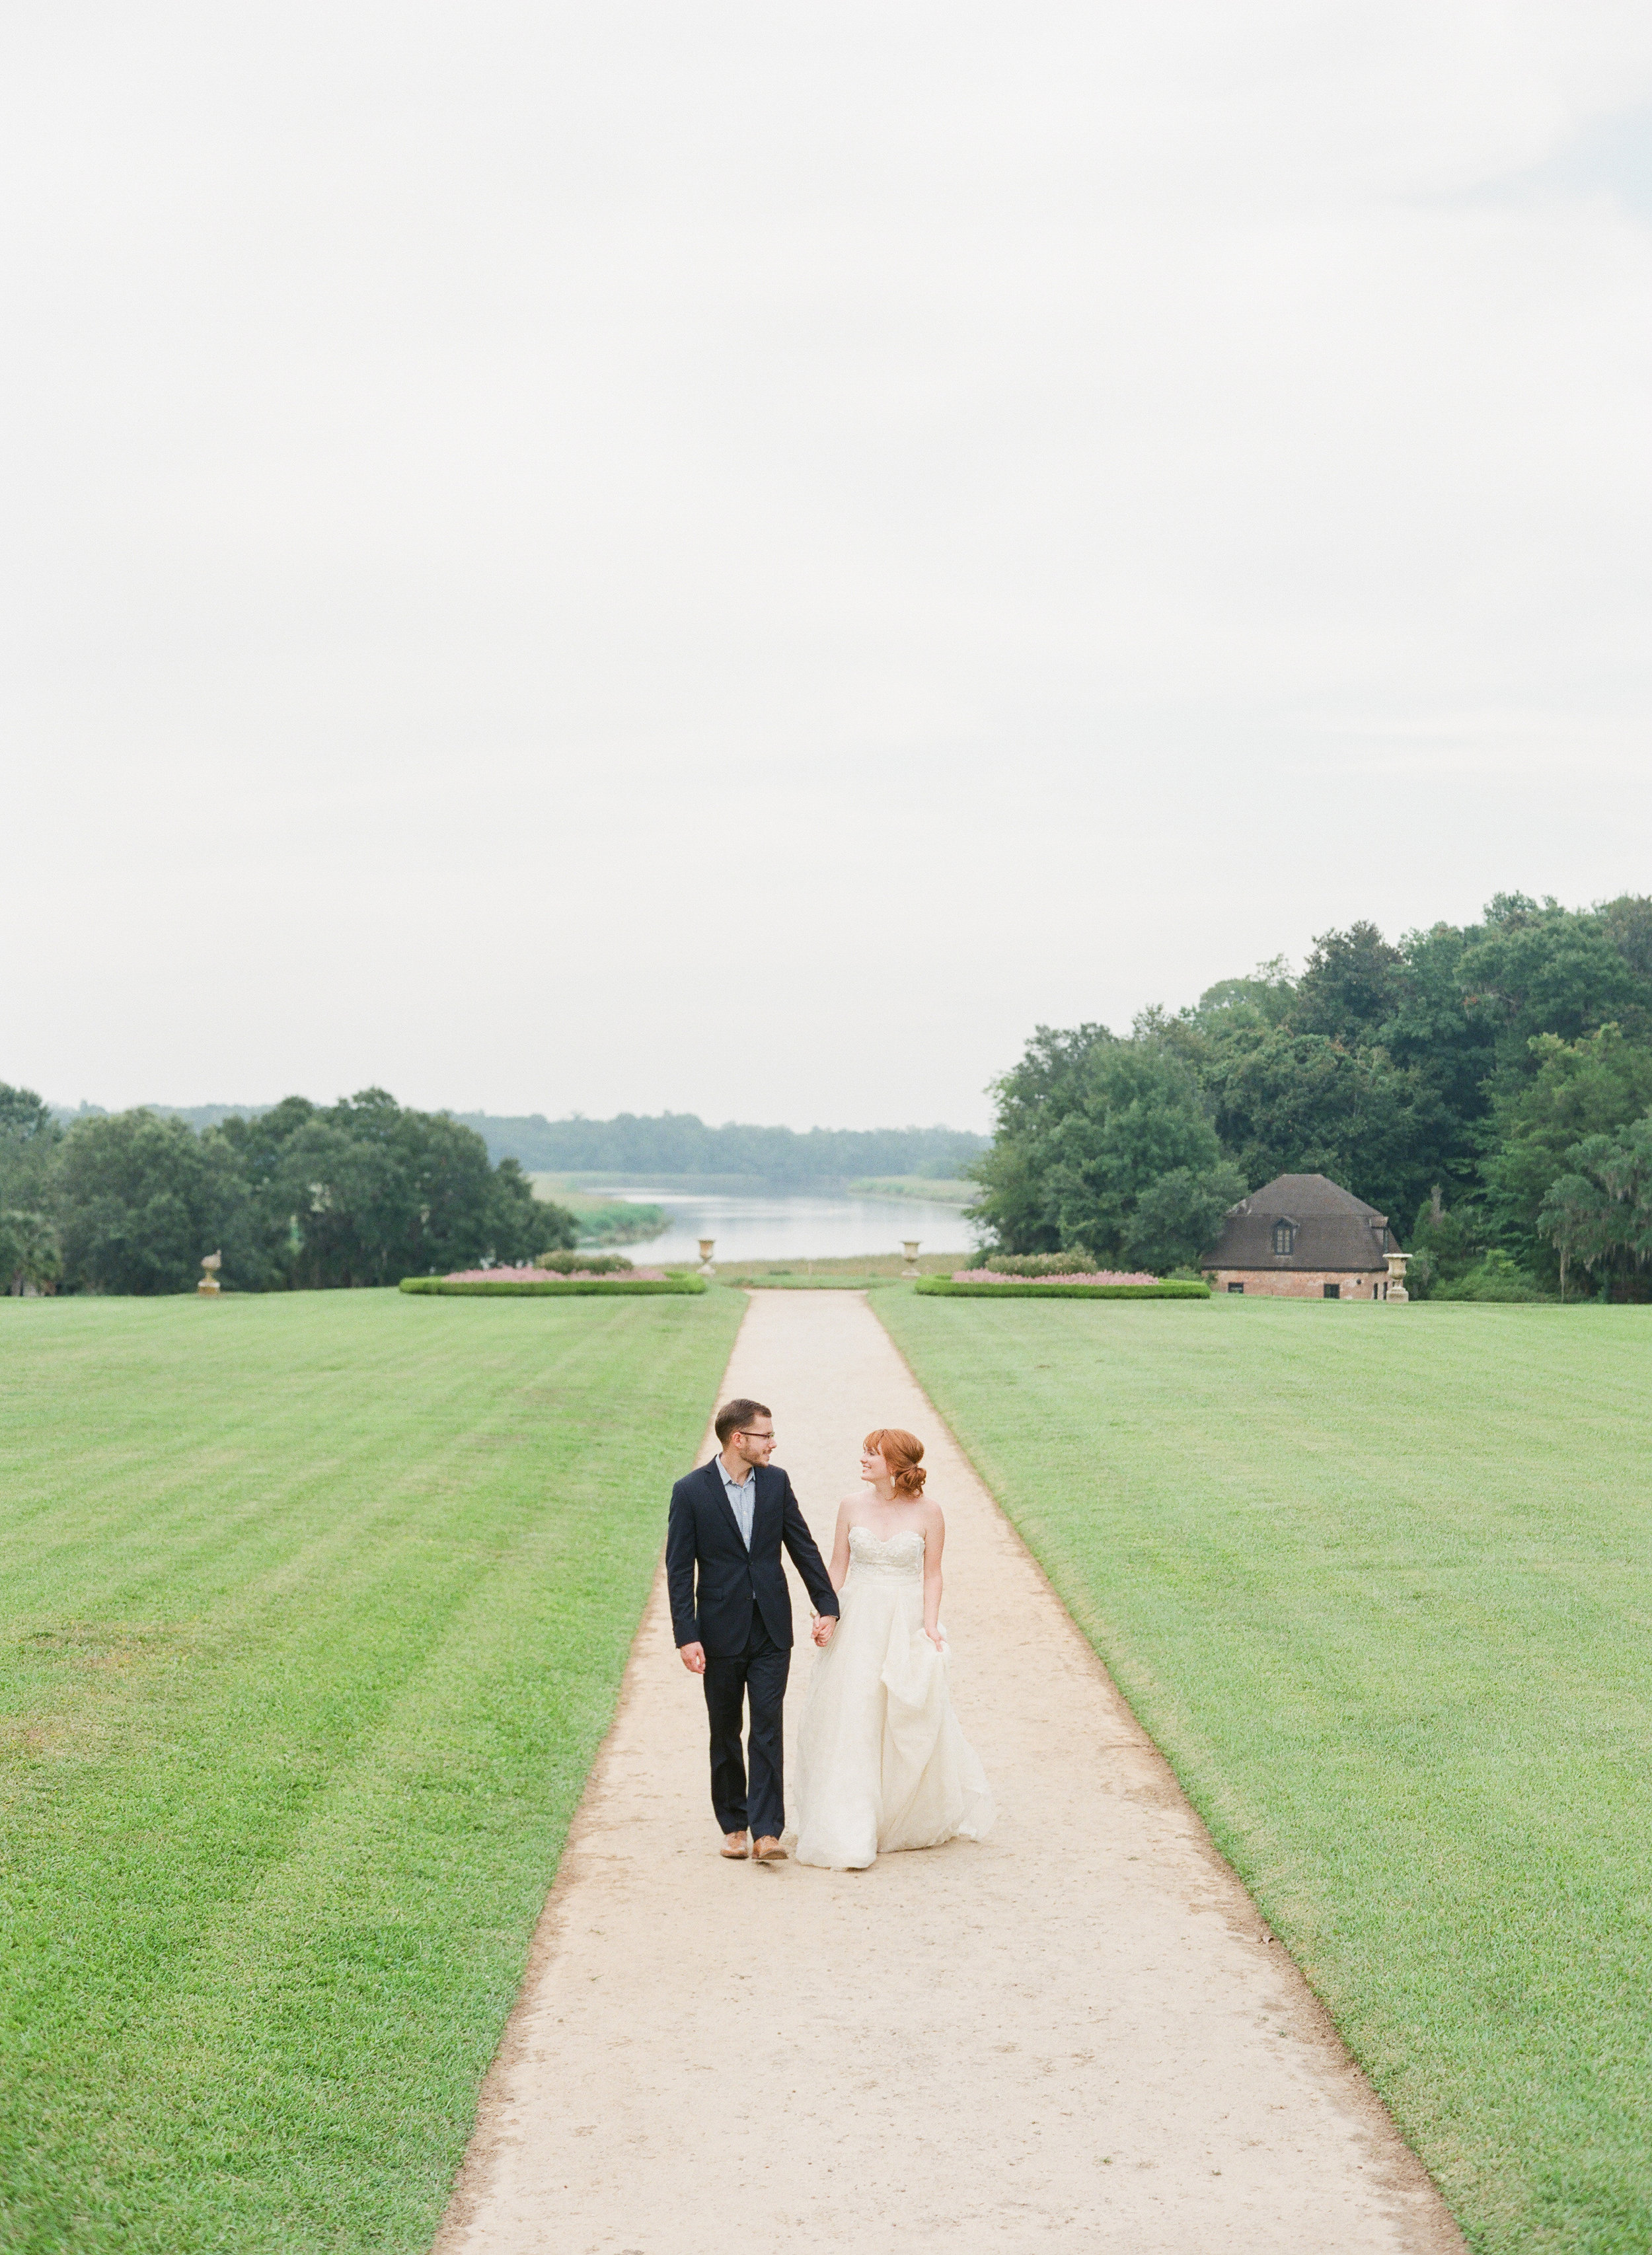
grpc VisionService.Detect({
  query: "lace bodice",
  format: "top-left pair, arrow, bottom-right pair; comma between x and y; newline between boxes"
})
846,1525 -> 926,1580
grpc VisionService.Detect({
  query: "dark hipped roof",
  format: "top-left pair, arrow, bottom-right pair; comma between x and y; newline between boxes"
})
1201,1172 -> 1399,1273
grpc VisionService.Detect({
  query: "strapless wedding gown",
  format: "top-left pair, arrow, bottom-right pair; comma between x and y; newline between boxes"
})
792,1526 -> 995,1870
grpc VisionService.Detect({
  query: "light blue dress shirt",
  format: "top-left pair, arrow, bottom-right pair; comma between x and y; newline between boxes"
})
717,1455 -> 757,1549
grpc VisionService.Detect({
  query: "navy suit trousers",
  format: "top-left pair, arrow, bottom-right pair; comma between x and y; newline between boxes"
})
702,1605 -> 790,1840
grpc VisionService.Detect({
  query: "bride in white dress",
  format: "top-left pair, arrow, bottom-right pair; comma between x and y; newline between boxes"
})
792,1426 -> 994,1870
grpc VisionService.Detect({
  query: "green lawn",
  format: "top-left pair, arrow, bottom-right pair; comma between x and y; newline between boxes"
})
877,1292 -> 1652,2255
0,1286 -> 741,2254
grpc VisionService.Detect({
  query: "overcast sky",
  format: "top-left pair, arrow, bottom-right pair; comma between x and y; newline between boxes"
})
5,4 -> 1651,1132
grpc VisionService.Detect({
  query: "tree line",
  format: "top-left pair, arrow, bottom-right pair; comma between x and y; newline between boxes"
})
972,891 -> 1652,1298
0,1090 -> 568,1296
452,1111 -> 987,1184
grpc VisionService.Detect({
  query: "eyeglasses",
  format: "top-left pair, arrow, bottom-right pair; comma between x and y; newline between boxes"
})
737,1430 -> 776,1442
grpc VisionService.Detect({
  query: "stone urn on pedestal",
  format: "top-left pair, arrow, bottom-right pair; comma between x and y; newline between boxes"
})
198,1251 -> 222,1297
698,1238 -> 716,1278
1384,1250 -> 1411,1302
901,1239 -> 920,1279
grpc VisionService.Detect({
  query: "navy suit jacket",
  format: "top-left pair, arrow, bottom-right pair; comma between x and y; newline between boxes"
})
665,1459 -> 840,1656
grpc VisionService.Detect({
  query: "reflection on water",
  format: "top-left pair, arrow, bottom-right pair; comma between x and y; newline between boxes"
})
588,1187 -> 975,1265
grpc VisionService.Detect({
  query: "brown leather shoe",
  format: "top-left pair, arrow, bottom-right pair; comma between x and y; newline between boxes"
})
753,1837 -> 788,1863
720,1831 -> 750,1859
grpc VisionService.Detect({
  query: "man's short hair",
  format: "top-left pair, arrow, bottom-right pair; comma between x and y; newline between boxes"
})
715,1396 -> 772,1445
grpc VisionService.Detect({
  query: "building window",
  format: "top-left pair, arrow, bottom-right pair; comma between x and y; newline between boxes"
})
1228,1280 -> 1245,1294
1323,1282 -> 1340,1299
1271,1220 -> 1296,1257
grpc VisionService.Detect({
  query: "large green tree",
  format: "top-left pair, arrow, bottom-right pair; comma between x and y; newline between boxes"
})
1458,895 -> 1652,1076
1538,1117 -> 1652,1298
0,1207 -> 61,1295
56,1111 -> 254,1295
50,1092 -> 552,1294
971,892 -> 1652,1278
1481,1027 -> 1652,1275
223,1090 -> 548,1288
1289,921 -> 1404,1045
1165,926 -> 1487,1220
972,1028 -> 1241,1265
1204,1031 -> 1444,1226
1376,922 -> 1497,1193
0,1084 -> 63,1292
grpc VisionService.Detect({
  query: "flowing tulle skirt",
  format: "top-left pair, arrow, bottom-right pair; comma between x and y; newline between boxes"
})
791,1563 -> 995,1870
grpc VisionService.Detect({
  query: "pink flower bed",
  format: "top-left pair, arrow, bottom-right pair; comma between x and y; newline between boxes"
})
443,1265 -> 669,1283
950,1268 -> 1159,1287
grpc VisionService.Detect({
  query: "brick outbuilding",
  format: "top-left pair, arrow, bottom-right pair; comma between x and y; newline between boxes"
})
1201,1173 -> 1406,1299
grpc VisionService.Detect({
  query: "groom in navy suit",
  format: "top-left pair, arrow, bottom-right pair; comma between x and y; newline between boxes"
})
667,1397 -> 839,1864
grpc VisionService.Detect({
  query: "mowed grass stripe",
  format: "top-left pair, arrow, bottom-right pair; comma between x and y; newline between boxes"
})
1,1286 -> 743,2254
876,1292 -> 1652,2255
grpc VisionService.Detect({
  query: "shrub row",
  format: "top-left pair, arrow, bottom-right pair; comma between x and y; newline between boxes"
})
534,1249 -> 638,1274
399,1275 -> 706,1297
981,1249 -> 1100,1276
913,1278 -> 1210,1301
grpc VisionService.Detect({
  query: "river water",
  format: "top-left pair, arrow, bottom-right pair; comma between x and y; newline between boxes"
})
587,1187 -> 976,1265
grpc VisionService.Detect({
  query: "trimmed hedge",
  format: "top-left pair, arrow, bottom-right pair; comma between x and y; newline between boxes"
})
399,1275 -> 707,1297
981,1251 -> 1100,1277
913,1278 -> 1210,1301
533,1250 -> 639,1275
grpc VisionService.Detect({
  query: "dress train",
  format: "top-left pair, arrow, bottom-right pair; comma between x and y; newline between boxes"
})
792,1526 -> 994,1870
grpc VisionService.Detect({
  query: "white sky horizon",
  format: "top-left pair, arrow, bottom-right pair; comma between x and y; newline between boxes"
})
7,5 -> 1652,1134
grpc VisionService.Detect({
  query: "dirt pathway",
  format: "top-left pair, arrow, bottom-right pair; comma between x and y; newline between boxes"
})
437,1290 -> 1462,2254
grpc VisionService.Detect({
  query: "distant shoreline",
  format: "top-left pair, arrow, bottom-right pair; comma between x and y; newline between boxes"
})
528,1170 -> 977,1204
847,1175 -> 976,1206
527,1177 -> 668,1248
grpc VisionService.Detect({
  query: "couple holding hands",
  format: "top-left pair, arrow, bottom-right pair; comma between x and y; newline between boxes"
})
665,1397 -> 994,1871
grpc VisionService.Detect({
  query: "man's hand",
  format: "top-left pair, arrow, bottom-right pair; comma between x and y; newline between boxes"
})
679,1641 -> 707,1674
811,1614 -> 837,1648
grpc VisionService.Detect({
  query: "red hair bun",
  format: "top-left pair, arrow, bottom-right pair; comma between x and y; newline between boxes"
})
865,1426 -> 926,1497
